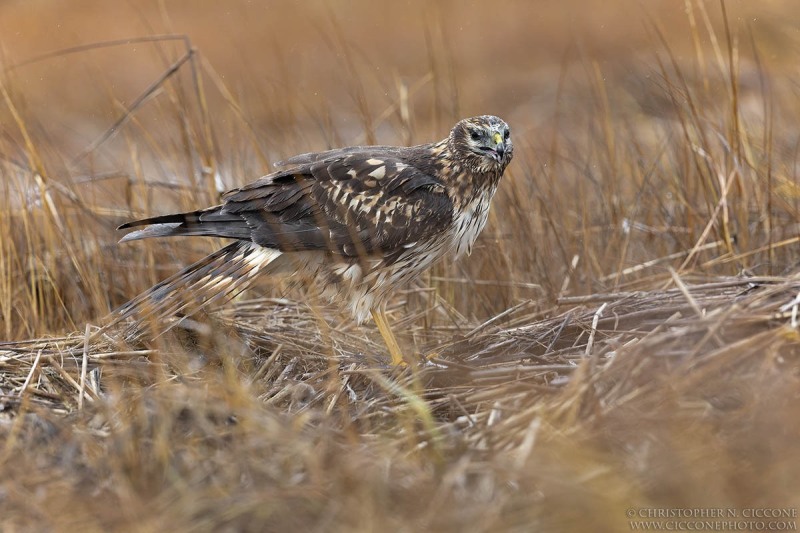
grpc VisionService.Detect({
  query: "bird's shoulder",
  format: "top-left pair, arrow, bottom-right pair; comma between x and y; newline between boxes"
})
217,143 -> 456,256
276,145 -> 404,166
222,143 -> 449,211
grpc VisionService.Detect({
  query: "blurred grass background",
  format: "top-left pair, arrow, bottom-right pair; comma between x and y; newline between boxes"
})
3,0 -> 800,337
2,1 -> 800,531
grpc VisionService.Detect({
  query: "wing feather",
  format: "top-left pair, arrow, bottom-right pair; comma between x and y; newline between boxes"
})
119,148 -> 454,262
317,159 -> 452,253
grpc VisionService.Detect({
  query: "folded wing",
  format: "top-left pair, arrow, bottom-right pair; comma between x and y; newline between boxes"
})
119,150 -> 455,263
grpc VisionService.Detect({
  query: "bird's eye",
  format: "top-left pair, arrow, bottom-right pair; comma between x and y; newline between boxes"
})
504,129 -> 510,140
469,130 -> 481,141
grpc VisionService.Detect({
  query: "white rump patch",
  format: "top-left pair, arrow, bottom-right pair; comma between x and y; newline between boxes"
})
242,244 -> 283,272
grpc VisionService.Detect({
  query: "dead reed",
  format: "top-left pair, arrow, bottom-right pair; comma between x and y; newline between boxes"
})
1,1 -> 800,531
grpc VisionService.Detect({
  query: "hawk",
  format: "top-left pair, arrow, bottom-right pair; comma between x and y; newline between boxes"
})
118,115 -> 513,364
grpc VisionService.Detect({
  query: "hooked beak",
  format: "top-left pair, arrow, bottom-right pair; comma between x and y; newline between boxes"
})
491,132 -> 505,161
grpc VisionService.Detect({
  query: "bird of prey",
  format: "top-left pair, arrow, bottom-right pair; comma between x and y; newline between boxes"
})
117,115 -> 513,365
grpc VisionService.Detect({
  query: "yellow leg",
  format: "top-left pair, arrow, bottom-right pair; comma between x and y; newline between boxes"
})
371,307 -> 406,366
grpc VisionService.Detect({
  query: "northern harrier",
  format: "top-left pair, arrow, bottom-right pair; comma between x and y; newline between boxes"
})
118,115 -> 513,364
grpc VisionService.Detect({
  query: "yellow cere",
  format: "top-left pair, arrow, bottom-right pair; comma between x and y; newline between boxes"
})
493,133 -> 502,145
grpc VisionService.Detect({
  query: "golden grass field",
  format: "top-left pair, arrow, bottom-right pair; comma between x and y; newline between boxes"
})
2,1 -> 800,531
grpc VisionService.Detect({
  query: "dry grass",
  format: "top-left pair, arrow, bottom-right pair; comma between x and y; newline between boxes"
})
2,1 -> 800,531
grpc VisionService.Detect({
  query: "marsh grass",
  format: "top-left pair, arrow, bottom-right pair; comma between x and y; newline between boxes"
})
2,1 -> 800,531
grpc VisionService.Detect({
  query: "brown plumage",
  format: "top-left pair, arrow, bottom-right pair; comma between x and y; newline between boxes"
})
117,115 -> 513,363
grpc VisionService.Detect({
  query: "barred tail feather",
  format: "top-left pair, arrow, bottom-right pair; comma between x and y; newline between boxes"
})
117,208 -> 252,242
112,242 -> 286,335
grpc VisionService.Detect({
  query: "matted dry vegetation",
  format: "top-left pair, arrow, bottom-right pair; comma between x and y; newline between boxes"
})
2,1 -> 800,531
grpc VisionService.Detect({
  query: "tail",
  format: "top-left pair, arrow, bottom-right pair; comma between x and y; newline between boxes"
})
118,207 -> 251,242
111,241 -> 290,336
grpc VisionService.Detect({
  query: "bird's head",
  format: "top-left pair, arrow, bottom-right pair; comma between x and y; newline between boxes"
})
450,115 -> 513,173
